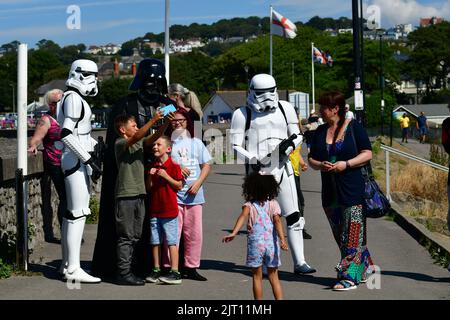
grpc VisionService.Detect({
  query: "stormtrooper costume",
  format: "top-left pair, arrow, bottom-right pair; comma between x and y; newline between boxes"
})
57,59 -> 102,283
230,74 -> 316,274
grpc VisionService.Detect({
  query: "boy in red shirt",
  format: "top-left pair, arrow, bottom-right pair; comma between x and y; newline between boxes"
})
146,136 -> 184,284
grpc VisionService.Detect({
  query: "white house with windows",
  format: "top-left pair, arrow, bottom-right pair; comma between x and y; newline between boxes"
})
102,43 -> 121,55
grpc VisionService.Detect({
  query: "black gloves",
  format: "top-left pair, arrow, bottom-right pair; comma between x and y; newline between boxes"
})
85,153 -> 102,183
278,134 -> 297,157
250,160 -> 263,172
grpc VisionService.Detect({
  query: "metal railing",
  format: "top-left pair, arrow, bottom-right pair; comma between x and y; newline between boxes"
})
380,144 -> 449,201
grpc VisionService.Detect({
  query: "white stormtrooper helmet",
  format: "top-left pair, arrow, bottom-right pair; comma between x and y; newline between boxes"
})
247,73 -> 279,113
66,59 -> 98,97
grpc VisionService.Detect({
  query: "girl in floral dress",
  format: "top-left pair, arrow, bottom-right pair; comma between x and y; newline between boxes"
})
223,173 -> 288,300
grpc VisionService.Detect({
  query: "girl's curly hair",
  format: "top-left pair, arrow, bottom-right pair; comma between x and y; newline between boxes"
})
242,172 -> 280,202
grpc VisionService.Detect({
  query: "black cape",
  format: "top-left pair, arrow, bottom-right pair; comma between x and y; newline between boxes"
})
91,93 -> 173,279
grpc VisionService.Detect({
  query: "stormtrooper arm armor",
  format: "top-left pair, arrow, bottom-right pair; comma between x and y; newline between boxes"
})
230,107 -> 259,163
233,145 -> 256,162
60,93 -> 93,164
287,123 -> 303,151
284,100 -> 303,154
61,127 -> 91,163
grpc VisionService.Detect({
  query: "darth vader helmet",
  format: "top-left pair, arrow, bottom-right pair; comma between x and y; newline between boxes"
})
129,59 -> 168,104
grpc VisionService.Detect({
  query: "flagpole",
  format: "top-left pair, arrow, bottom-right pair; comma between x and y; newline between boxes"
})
165,0 -> 170,84
269,5 -> 273,75
311,42 -> 315,113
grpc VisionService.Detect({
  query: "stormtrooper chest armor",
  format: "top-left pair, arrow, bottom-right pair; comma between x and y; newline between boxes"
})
246,107 -> 288,158
57,92 -> 94,152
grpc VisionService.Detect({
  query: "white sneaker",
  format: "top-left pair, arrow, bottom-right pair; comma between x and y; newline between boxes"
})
64,268 -> 101,283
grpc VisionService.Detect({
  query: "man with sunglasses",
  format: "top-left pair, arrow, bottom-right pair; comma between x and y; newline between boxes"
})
57,59 -> 102,283
92,59 -> 173,280
230,73 -> 316,276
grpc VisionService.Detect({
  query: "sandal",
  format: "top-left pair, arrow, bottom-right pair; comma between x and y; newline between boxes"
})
332,280 -> 357,291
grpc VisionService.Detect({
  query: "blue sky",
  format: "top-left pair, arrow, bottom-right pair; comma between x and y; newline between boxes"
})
0,0 -> 448,48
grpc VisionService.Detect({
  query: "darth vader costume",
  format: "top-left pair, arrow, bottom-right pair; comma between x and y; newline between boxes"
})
91,59 -> 173,279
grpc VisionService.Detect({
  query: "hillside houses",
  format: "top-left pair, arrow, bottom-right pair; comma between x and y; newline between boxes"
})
142,40 -> 164,54
170,38 -> 205,53
86,43 -> 121,55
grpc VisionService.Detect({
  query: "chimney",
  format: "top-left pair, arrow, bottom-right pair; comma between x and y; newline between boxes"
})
132,62 -> 137,76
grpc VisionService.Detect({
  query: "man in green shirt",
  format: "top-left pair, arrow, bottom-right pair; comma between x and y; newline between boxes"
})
113,111 -> 172,285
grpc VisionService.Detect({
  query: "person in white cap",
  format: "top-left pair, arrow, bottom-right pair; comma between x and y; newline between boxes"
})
345,104 -> 354,120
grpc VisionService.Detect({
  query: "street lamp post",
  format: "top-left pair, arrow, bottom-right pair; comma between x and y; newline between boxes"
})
352,0 -> 364,125
216,78 -> 224,91
244,65 -> 249,86
379,34 -> 384,136
10,83 -> 15,114
291,61 -> 295,89
244,65 -> 249,98
440,60 -> 447,89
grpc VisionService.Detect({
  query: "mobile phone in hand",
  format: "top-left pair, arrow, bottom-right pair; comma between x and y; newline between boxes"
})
159,104 -> 176,116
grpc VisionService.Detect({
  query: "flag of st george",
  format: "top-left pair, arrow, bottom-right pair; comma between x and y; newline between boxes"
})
313,47 -> 333,66
271,9 -> 297,39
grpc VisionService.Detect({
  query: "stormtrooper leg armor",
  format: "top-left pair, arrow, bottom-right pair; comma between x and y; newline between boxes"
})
278,168 -> 316,274
57,59 -> 101,283
60,153 -> 100,283
231,73 -> 316,275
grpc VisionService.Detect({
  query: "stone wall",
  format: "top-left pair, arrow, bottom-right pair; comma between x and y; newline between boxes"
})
0,153 -> 60,254
0,176 -> 61,253
0,130 -> 106,255
0,152 -> 102,255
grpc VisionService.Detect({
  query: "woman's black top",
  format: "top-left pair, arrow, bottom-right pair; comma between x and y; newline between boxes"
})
309,120 -> 372,208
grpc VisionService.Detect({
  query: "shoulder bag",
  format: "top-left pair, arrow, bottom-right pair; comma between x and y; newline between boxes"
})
349,121 -> 391,218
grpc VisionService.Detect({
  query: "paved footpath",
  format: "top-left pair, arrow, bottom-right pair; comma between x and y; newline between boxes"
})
1,164 -> 449,300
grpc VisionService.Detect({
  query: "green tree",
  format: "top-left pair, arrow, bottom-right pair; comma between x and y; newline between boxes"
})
0,53 -> 17,111
119,38 -> 143,56
89,77 -> 133,108
170,51 -> 214,104
36,39 -> 61,53
1,40 -> 20,54
28,50 -> 64,101
404,22 -> 450,94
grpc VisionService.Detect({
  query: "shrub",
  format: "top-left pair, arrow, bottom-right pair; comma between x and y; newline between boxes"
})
0,259 -> 13,279
430,143 -> 449,166
372,137 -> 382,155
87,196 -> 100,224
